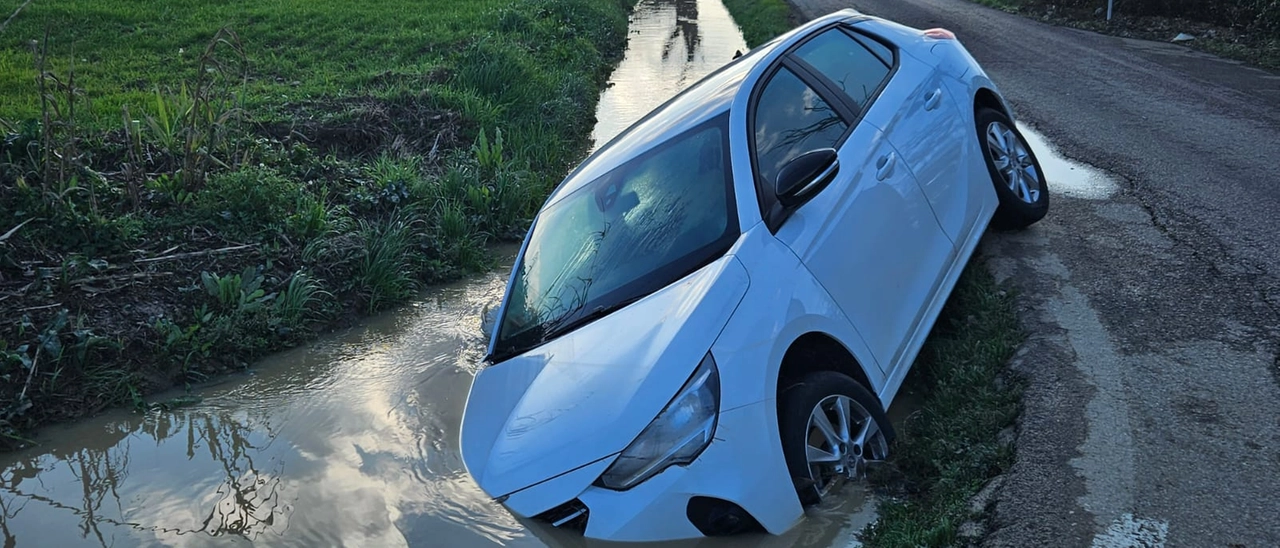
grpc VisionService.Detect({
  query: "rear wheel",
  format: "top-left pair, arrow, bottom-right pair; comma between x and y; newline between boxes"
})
779,372 -> 891,506
978,108 -> 1049,229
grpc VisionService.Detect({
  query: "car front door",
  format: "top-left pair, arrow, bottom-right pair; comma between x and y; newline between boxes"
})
751,32 -> 955,373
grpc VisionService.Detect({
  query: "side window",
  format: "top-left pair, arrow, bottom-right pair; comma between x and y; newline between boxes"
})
753,68 -> 849,187
793,29 -> 891,111
850,31 -> 893,66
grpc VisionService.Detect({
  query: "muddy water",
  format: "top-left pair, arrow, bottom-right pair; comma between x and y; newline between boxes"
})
0,2 -> 881,547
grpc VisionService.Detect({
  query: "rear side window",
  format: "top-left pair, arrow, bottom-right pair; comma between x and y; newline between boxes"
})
793,29 -> 891,111
752,67 -> 848,186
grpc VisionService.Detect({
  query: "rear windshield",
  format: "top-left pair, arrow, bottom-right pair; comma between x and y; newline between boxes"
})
491,114 -> 737,361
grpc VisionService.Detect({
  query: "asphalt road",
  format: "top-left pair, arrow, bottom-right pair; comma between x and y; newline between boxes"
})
787,0 -> 1280,546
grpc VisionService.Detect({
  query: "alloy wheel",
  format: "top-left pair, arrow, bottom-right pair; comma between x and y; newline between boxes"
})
803,394 -> 888,498
986,121 -> 1042,204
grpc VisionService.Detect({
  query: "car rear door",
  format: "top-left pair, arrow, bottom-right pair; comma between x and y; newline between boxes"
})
851,30 -> 974,244
750,27 -> 955,373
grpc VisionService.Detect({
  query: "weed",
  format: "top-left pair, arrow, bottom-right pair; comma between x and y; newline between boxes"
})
454,38 -> 537,105
31,31 -> 87,198
143,27 -> 248,191
198,166 -> 307,238
473,128 -> 506,174
285,192 -> 331,240
274,271 -> 329,327
2,310 -> 122,444
154,306 -> 215,377
146,173 -> 195,206
355,213 -> 422,313
363,153 -> 420,207
201,267 -> 275,313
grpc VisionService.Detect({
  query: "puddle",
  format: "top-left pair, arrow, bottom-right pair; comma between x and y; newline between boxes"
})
0,2 -> 892,547
1018,123 -> 1121,199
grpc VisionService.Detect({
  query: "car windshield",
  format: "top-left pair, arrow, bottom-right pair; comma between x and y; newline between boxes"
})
491,115 -> 737,362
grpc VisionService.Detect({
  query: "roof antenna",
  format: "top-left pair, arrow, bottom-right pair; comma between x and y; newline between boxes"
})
733,49 -> 743,59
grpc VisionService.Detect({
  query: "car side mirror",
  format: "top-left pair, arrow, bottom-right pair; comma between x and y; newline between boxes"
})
775,148 -> 839,209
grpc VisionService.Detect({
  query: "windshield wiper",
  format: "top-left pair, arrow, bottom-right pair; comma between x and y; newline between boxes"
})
539,295 -> 644,344
486,295 -> 644,364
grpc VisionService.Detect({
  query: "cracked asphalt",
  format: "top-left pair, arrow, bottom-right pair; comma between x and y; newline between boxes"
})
787,0 -> 1280,546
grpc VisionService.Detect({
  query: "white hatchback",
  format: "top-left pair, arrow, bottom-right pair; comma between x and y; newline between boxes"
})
461,9 -> 1048,542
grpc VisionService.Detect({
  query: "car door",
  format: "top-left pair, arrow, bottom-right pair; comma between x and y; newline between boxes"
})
751,31 -> 955,373
849,28 -> 974,244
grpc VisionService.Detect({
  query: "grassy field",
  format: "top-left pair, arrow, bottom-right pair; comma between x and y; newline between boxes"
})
0,0 -> 637,449
721,0 -> 796,47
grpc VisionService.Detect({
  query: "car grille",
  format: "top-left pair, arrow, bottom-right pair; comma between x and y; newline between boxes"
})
534,499 -> 589,532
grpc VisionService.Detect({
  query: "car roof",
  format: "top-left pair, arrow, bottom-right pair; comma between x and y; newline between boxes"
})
543,10 -> 865,208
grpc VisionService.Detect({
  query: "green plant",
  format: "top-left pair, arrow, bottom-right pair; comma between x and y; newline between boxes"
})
146,173 -> 195,206
201,267 -> 275,312
721,0 -> 794,47
363,153 -> 420,207
285,192 -> 331,240
0,0 -> 641,448
155,305 -> 215,375
858,266 -> 1023,547
145,83 -> 190,155
355,213 -> 421,312
274,271 -> 329,326
3,310 -> 121,424
142,27 -> 248,191
473,127 -> 506,173
198,166 -> 307,238
435,200 -> 486,270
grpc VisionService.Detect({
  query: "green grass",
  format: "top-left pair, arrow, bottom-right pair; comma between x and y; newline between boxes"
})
0,0 -> 638,449
0,0 -> 634,172
722,0 -> 797,47
861,265 -> 1024,547
2,0 -> 607,119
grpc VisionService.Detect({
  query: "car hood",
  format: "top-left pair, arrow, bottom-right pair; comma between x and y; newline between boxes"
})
460,256 -> 750,502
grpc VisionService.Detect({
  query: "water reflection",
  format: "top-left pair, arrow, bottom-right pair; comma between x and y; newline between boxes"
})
591,0 -> 748,148
666,0 -> 700,62
0,272 -> 522,548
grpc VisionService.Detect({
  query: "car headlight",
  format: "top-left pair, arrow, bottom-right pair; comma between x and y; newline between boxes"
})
597,353 -> 721,490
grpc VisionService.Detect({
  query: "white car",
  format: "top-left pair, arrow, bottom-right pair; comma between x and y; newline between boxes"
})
460,9 -> 1048,542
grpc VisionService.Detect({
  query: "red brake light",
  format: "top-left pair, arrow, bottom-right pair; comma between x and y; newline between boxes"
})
923,28 -> 956,40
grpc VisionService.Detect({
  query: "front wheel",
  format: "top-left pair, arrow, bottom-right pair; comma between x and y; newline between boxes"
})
978,108 -> 1050,229
779,372 -> 892,506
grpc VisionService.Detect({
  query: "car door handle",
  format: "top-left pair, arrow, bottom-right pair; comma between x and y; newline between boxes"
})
924,88 -> 942,111
875,152 -> 896,181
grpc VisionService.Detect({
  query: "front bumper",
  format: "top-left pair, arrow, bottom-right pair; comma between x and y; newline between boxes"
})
498,400 -> 803,542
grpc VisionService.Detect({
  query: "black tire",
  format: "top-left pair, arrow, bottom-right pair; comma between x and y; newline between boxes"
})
779,371 -> 893,506
977,108 -> 1050,230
